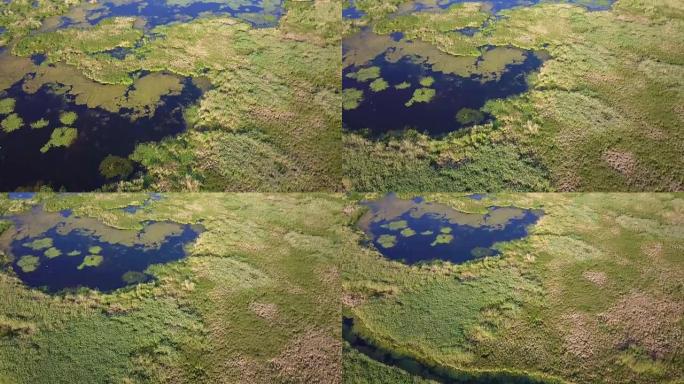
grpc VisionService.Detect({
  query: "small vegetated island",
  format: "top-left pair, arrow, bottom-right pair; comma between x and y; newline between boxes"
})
0,192 -> 342,383
342,192 -> 683,384
342,0 -> 684,192
0,0 -> 341,192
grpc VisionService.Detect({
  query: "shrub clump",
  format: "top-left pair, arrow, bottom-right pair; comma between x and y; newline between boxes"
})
99,155 -> 134,179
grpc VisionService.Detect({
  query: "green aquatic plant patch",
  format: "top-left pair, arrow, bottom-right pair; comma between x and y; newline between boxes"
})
405,87 -> 435,107
343,88 -> 364,110
77,254 -> 103,270
40,127 -> 77,153
369,78 -> 389,92
1,113 -> 23,133
16,255 -> 40,273
0,98 -> 15,115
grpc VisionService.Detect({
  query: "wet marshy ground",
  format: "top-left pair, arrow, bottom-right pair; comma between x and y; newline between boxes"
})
343,0 -> 613,19
0,205 -> 201,293
42,0 -> 284,31
0,0 -> 282,191
0,67 -> 204,191
343,316 -> 558,383
402,0 -> 613,13
342,0 -> 611,137
343,31 -> 545,136
357,194 -> 541,264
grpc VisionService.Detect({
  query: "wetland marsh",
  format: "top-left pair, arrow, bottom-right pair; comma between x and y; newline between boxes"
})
343,0 -> 684,192
0,0 -> 341,191
343,193 -> 684,384
0,192 -> 343,383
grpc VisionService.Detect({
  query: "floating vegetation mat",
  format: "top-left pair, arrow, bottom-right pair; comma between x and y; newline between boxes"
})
0,205 -> 201,292
358,193 -> 542,264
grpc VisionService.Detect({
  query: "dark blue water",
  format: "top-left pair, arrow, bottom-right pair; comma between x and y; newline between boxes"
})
467,193 -> 486,200
390,32 -> 404,41
83,0 -> 284,29
30,53 -> 47,65
102,46 -> 132,60
59,209 -> 73,217
343,0 -> 366,19
456,27 -> 479,36
359,194 -> 541,265
0,75 -> 203,191
8,192 -> 36,200
7,217 -> 200,293
122,193 -> 164,213
343,45 -> 544,136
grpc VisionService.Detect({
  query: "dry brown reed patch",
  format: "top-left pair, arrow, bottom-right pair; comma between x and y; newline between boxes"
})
561,312 -> 598,359
271,329 -> 341,384
582,270 -> 608,286
600,291 -> 683,358
601,150 -> 637,176
249,302 -> 279,321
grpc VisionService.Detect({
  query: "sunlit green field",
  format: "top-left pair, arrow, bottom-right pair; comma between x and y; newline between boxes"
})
342,193 -> 683,383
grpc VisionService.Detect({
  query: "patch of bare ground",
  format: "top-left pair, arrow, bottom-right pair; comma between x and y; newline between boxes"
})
674,103 -> 684,124
271,329 -> 342,384
223,356 -> 264,384
582,270 -> 608,286
601,150 -> 637,176
641,242 -> 663,259
342,204 -> 356,216
249,302 -> 278,321
599,291 -> 683,358
561,312 -> 600,359
554,170 -> 581,191
342,292 -> 365,308
317,265 -> 339,285
644,126 -> 667,141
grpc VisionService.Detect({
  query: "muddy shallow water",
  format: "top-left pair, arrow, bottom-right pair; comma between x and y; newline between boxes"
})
0,205 -> 201,292
358,194 -> 542,264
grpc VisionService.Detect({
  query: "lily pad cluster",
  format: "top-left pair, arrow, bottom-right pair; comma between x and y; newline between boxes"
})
39,112 -> 79,153
0,98 -> 22,133
376,219 -> 455,249
16,236 -> 105,273
344,66 -> 441,109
